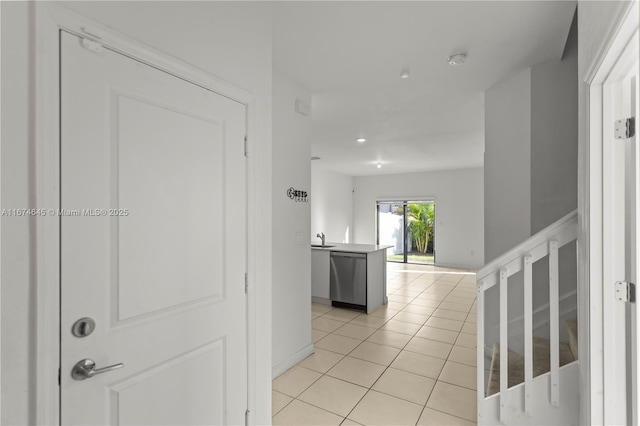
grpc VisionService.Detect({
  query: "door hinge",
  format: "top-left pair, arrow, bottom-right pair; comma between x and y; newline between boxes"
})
615,281 -> 636,303
615,117 -> 635,139
245,273 -> 248,294
80,37 -> 103,54
245,409 -> 250,425
244,136 -> 248,157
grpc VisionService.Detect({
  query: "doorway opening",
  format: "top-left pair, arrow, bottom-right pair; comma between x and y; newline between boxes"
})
377,200 -> 435,265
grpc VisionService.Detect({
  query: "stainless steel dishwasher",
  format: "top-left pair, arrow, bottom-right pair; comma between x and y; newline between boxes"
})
330,251 -> 367,310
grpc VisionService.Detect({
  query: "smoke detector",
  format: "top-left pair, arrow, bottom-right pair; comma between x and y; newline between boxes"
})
447,53 -> 467,66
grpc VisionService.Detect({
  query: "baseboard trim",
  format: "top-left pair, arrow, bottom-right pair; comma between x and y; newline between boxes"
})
272,344 -> 314,379
312,296 -> 331,306
433,262 -> 480,271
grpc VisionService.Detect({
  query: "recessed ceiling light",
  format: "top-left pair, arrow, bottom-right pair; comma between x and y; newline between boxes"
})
357,138 -> 366,143
447,53 -> 467,66
377,162 -> 382,169
400,70 -> 410,79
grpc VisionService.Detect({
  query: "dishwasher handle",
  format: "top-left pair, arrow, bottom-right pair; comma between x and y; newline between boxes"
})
330,251 -> 367,259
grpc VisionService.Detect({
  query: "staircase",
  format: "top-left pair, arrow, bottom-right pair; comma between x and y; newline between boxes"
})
486,319 -> 578,396
476,210 -> 579,425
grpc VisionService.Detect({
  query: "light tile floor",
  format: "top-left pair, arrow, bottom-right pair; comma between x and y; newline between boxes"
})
273,263 -> 478,426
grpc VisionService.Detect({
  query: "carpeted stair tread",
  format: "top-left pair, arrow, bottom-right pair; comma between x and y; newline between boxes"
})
532,337 -> 575,374
565,319 -> 578,359
487,343 -> 524,396
486,338 -> 575,397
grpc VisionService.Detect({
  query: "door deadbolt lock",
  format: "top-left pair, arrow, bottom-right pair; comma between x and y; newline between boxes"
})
72,317 -> 96,337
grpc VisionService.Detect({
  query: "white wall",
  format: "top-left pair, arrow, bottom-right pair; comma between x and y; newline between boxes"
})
483,67 -> 532,358
1,3 -> 34,423
352,168 -> 484,269
530,14 -> 578,344
271,69 -> 313,377
484,67 -> 532,263
531,14 -> 578,234
1,2 -> 273,424
483,25 -> 580,353
578,1 -> 632,76
311,167 -> 353,244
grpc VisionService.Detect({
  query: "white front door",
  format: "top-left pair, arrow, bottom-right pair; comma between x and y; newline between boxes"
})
59,31 -> 247,425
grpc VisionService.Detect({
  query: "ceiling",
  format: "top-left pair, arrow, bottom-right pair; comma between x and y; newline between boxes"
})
273,1 -> 577,177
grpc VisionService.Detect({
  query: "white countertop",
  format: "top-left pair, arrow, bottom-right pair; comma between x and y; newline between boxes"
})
311,243 -> 393,253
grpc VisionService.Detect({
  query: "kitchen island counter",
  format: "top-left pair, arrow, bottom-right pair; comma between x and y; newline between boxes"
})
311,243 -> 391,312
311,243 -> 392,253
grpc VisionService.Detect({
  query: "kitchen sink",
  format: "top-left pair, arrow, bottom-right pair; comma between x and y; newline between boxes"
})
311,244 -> 335,248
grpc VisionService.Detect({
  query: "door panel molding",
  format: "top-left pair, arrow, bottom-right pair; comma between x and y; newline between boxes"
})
34,4 -> 256,424
108,295 -> 221,331
108,339 -> 225,425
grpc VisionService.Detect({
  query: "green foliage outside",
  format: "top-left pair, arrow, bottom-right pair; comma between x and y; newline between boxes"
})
387,253 -> 434,264
406,203 -> 434,254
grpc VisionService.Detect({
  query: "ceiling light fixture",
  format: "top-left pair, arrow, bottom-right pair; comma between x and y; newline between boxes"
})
447,53 -> 467,66
400,70 -> 410,79
377,162 -> 382,169
356,138 -> 366,143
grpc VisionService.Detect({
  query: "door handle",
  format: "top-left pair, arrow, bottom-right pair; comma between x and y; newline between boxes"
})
71,358 -> 124,381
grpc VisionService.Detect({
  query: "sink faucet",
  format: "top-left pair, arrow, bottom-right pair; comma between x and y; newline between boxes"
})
316,232 -> 325,246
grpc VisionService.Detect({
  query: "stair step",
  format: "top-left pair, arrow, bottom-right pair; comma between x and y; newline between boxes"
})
565,319 -> 578,359
486,338 -> 575,396
487,344 -> 524,396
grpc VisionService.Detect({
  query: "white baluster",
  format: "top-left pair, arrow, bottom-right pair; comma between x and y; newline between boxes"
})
477,282 -> 485,423
549,239 -> 560,406
500,268 -> 508,424
524,254 -> 533,416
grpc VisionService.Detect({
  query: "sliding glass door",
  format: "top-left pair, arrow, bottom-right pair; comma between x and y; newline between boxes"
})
377,202 -> 406,262
377,200 -> 435,265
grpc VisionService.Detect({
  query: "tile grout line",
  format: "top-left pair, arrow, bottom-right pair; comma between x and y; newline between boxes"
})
391,268 -> 477,425
306,277 -> 425,423
277,265 -> 478,425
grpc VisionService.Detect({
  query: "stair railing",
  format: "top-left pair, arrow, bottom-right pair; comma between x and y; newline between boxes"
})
476,210 -> 578,424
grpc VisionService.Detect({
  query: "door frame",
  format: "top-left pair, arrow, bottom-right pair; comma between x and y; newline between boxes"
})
583,1 -> 639,424
600,33 -> 638,426
375,198 -> 436,265
34,4 -> 258,424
